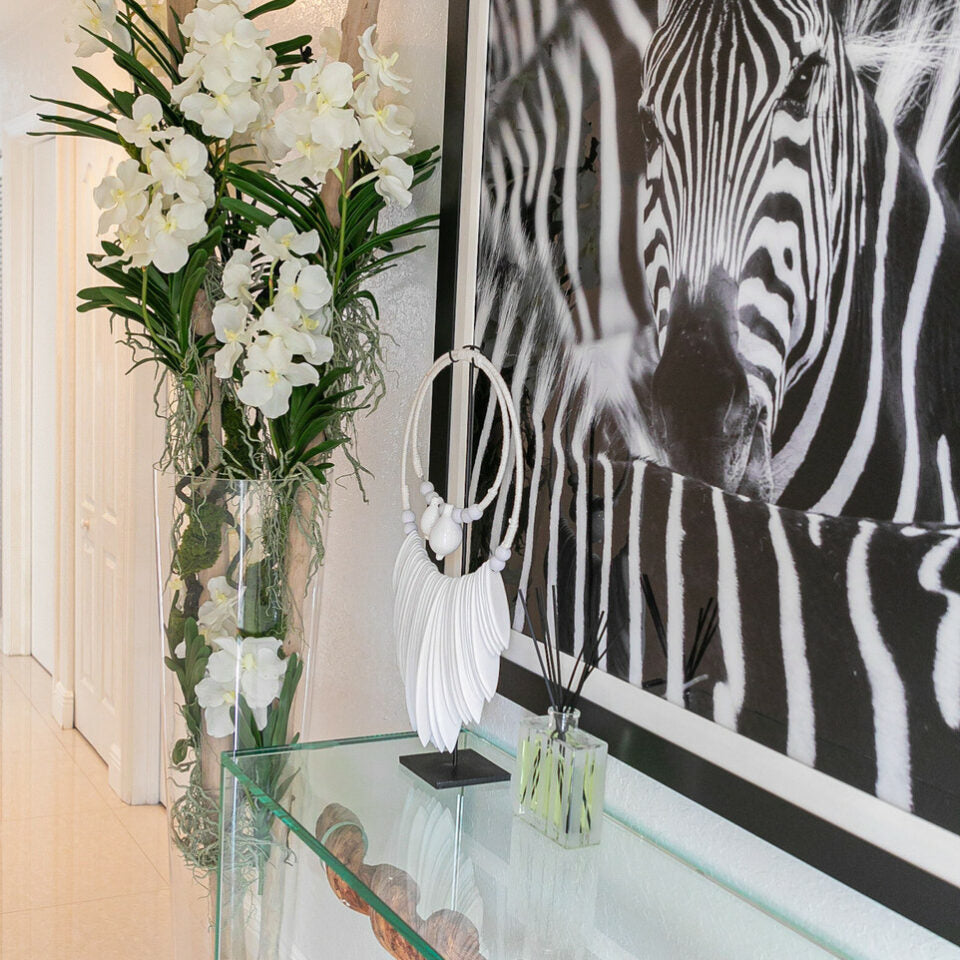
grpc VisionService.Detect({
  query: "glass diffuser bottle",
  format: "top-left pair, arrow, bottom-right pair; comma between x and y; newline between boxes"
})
514,706 -> 607,848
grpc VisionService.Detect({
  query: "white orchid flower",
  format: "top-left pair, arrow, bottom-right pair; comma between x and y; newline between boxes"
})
93,159 -> 152,234
351,76 -> 379,117
292,59 -> 354,109
373,155 -> 414,208
66,0 -> 130,57
358,26 -> 411,94
100,215 -> 154,268
146,135 -> 215,206
275,143 -> 342,184
310,108 -> 360,153
212,300 -> 252,379
197,576 -> 240,637
359,102 -> 414,158
183,2 -> 269,85
289,60 -> 359,151
236,636 -> 287,725
270,298 -> 334,366
236,335 -> 320,418
200,635 -> 287,731
301,329 -> 334,366
275,259 -> 333,315
144,197 -> 208,273
171,50 -> 204,103
252,58 -> 283,104
251,116 -> 289,164
196,670 -> 239,738
273,110 -> 342,182
222,249 -> 255,301
181,78 -> 261,140
257,306 -> 313,357
116,94 -> 166,149
256,218 -> 319,262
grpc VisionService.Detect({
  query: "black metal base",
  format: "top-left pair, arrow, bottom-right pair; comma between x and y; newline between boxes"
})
399,749 -> 510,789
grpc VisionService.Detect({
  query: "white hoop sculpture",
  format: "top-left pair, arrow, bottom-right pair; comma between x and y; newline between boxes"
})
393,346 -> 523,753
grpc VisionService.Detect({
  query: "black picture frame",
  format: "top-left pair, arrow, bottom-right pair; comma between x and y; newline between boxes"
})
430,0 -> 960,945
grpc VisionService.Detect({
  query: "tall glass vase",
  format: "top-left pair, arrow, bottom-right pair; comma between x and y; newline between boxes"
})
154,470 -> 321,960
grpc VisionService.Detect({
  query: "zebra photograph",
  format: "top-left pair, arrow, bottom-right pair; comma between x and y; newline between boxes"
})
463,0 -> 960,833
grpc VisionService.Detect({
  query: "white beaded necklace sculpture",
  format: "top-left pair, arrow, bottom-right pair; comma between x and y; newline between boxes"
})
394,346 -> 523,753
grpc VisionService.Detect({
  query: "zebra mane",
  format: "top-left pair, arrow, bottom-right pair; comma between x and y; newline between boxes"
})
841,0 -> 960,178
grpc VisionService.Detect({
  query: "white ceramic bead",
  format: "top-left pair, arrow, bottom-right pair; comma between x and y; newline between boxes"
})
466,504 -> 483,521
419,495 -> 443,537
429,504 -> 463,559
420,481 -> 435,497
494,545 -> 511,561
401,510 -> 416,523
404,522 -> 417,534
452,507 -> 462,523
488,557 -> 506,572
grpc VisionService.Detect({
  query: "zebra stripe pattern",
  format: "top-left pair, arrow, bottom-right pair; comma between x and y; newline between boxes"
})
467,0 -> 960,830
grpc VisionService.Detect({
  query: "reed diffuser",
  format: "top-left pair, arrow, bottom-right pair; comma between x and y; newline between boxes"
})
512,589 -> 609,848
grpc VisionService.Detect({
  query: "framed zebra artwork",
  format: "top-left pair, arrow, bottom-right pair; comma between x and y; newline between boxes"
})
430,0 -> 960,939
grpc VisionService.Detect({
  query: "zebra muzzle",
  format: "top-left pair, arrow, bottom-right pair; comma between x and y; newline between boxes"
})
649,272 -> 763,495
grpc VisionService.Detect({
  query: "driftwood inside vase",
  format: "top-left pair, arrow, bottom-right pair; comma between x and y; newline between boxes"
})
316,803 -> 486,960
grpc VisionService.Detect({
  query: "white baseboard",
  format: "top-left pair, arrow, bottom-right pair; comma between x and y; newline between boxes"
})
50,681 -> 74,729
108,743 -> 123,800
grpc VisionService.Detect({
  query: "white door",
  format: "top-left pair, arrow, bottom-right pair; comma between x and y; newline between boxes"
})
74,140 -> 125,776
29,137 -> 60,672
71,137 -> 164,802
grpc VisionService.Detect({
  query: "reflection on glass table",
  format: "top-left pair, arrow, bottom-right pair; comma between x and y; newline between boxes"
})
217,730 -> 842,960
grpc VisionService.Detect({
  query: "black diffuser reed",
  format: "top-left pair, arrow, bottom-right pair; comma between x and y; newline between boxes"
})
641,573 -> 719,690
518,587 -> 609,714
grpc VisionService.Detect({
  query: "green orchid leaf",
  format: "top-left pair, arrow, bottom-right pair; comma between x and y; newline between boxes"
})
248,0 -> 296,17
36,113 -> 123,145
72,66 -> 117,106
267,34 -> 311,55
121,0 -> 183,65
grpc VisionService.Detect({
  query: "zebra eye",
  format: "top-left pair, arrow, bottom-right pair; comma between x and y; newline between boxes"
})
780,54 -> 826,112
638,104 -> 662,155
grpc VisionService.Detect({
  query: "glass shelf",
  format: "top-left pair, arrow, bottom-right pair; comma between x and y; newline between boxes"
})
217,730 -> 841,959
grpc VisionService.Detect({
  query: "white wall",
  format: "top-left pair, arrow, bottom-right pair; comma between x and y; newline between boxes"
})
0,2 -> 126,129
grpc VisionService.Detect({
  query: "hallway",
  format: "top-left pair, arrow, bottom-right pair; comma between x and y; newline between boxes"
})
0,655 -> 172,958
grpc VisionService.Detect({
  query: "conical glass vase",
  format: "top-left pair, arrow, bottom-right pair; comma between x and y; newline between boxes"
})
154,470 -> 321,960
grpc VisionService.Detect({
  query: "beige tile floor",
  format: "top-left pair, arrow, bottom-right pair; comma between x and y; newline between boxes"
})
0,654 -> 173,959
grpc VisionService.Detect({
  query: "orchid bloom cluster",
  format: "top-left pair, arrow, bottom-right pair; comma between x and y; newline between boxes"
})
177,575 -> 288,738
77,0 -> 419,282
172,0 -> 285,158
273,25 -> 416,206
211,218 -> 335,418
93,94 -> 216,272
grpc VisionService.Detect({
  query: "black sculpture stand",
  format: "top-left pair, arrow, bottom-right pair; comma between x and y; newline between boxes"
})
399,744 -> 510,789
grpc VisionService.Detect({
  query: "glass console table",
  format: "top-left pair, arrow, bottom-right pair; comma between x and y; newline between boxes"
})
217,730 -> 841,959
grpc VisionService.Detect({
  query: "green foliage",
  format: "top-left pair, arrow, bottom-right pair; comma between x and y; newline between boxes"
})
163,617 -> 212,751
220,391 -> 260,475
263,367 -> 361,478
175,501 -> 232,577
237,559 -> 284,637
77,225 -> 223,377
165,600 -> 186,657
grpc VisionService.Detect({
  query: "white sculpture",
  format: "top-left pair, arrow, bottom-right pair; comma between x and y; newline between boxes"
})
393,346 -> 523,753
